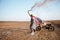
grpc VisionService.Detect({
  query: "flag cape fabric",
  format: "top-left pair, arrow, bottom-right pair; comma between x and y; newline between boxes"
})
32,16 -> 42,25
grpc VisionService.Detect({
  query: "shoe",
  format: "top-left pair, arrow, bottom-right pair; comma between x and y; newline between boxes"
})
31,32 -> 35,36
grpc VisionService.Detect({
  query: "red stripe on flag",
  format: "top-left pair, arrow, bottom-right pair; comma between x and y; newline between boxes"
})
32,16 -> 42,25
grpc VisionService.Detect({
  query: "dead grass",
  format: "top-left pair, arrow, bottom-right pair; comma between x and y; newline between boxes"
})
0,20 -> 60,40
0,28 -> 60,40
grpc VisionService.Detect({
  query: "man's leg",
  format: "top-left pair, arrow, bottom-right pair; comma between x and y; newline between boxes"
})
30,26 -> 32,33
30,26 -> 35,33
31,29 -> 35,35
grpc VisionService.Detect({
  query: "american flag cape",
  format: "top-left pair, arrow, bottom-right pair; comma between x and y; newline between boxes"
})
32,16 -> 42,25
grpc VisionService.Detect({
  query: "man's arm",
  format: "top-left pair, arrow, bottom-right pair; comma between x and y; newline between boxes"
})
28,10 -> 31,16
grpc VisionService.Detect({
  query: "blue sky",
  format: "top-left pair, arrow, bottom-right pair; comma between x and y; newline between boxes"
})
0,0 -> 60,21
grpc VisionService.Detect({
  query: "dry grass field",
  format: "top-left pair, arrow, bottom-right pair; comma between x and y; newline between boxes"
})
0,20 -> 60,40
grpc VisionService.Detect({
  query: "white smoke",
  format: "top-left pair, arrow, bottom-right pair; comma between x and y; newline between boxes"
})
28,0 -> 60,12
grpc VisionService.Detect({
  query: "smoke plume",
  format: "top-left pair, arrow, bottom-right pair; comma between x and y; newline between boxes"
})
28,0 -> 60,14
31,0 -> 60,10
29,0 -> 52,11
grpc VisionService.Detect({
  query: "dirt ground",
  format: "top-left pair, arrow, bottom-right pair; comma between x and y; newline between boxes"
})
0,25 -> 60,40
0,21 -> 60,40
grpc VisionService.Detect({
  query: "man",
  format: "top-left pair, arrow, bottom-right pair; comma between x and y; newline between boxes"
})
28,11 -> 42,35
28,12 -> 35,33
